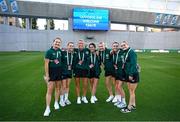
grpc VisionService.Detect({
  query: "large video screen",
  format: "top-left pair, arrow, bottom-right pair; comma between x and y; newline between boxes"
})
73,8 -> 110,31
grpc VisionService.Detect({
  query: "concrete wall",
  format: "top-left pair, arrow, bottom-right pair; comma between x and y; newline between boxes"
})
0,24 -> 180,51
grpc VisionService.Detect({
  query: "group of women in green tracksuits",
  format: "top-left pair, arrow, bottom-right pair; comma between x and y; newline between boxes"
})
43,37 -> 140,116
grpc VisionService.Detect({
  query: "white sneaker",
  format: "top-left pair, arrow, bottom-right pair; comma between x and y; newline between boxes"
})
43,107 -> 50,117
77,97 -> 81,104
65,99 -> 71,105
54,101 -> 60,110
106,95 -> 114,102
82,96 -> 88,103
114,101 -> 120,106
93,96 -> 98,101
59,100 -> 66,107
117,102 -> 127,109
112,96 -> 118,103
90,96 -> 95,104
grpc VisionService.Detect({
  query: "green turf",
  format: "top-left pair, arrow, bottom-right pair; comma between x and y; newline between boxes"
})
0,52 -> 180,121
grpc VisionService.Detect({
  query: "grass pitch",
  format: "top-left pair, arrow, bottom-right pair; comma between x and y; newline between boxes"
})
0,52 -> 180,121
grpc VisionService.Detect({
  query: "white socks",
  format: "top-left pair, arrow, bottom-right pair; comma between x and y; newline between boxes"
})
64,93 -> 68,101
117,95 -> 122,102
60,95 -> 64,101
122,97 -> 126,104
46,106 -> 50,110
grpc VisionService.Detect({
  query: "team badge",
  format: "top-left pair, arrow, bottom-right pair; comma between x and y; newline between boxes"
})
86,51 -> 89,55
106,54 -> 109,59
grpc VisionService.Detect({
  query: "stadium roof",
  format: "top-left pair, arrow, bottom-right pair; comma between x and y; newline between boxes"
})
1,0 -> 180,28
18,0 -> 180,15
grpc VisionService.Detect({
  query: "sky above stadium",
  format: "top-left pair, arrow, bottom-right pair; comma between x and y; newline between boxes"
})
18,0 -> 180,15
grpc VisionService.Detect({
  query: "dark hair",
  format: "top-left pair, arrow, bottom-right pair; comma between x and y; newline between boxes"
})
89,43 -> 96,48
112,41 -> 119,45
78,39 -> 84,42
67,42 -> 74,46
53,37 -> 61,42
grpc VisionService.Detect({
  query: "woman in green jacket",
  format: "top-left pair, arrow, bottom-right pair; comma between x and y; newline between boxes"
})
88,43 -> 101,104
73,40 -> 90,104
43,37 -> 62,116
121,41 -> 140,113
60,42 -> 75,106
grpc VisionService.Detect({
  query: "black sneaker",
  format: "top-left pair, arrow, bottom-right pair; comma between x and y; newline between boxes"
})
131,105 -> 136,110
120,107 -> 131,113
